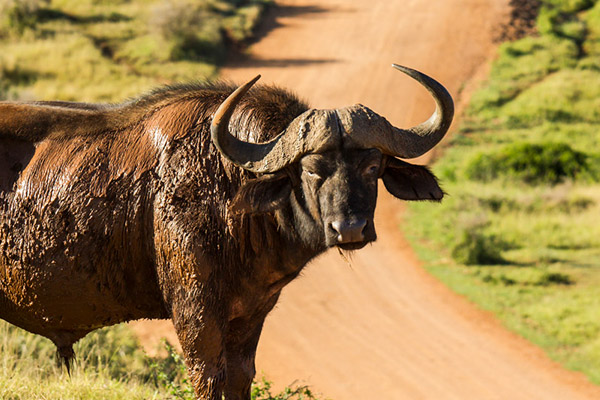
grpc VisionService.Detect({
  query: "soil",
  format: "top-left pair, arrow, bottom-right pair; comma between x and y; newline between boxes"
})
130,0 -> 600,398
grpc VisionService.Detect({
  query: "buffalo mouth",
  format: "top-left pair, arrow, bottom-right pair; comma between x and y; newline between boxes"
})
326,218 -> 376,250
337,241 -> 369,251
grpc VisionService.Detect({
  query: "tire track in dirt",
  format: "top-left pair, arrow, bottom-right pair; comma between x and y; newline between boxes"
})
131,1 -> 600,398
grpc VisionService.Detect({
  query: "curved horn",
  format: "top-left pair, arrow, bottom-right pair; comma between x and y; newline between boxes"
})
390,64 -> 454,157
338,64 -> 454,159
211,76 -> 338,173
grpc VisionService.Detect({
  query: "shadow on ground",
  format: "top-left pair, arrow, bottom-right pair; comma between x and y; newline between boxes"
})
226,4 -> 346,69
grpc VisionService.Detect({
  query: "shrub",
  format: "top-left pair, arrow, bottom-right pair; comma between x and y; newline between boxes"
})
451,220 -> 507,266
151,0 -> 225,62
148,341 -> 195,400
540,0 -> 595,14
148,342 -> 322,399
0,0 -> 48,35
465,142 -> 591,185
252,377 -> 321,400
536,271 -> 573,286
223,3 -> 264,42
451,230 -> 506,265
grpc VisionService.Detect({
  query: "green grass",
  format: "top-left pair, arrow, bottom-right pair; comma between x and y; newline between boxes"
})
405,0 -> 600,384
0,321 -> 167,399
0,0 -> 272,102
0,320 -> 323,399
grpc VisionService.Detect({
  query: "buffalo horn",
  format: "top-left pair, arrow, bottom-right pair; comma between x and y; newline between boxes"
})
211,75 -> 338,173
340,65 -> 454,158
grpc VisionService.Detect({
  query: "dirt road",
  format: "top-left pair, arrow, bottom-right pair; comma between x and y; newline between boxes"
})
131,1 -> 600,398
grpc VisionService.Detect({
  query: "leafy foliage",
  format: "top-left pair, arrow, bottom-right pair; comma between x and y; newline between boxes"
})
252,378 -> 321,400
151,0 -> 225,62
465,142 -> 592,185
451,223 -> 507,265
148,341 -> 195,400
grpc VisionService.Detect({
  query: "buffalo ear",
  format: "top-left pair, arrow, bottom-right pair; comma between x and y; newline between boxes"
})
382,157 -> 444,201
231,172 -> 291,214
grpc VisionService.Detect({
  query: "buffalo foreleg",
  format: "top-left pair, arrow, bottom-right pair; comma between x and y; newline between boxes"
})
223,318 -> 265,400
171,290 -> 227,400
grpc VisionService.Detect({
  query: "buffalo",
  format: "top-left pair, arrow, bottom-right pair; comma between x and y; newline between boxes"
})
0,64 -> 453,399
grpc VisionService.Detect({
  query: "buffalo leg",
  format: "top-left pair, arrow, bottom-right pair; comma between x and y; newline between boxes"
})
224,318 -> 265,400
171,293 -> 227,400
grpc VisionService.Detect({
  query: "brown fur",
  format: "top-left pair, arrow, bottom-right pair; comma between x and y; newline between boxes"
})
0,83 -> 311,399
0,81 -> 442,400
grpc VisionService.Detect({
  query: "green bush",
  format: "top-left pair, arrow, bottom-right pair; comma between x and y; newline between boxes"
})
149,0 -> 271,62
151,0 -> 225,62
465,142 -> 591,185
252,378 -> 320,400
223,3 -> 264,42
536,271 -> 573,286
541,0 -> 595,14
451,231 -> 506,266
451,221 -> 507,266
147,341 -> 322,400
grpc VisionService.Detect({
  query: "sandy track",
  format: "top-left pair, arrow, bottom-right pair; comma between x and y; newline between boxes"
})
131,1 -> 600,398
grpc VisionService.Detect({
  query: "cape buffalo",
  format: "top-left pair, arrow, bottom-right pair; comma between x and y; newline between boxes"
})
0,64 -> 453,399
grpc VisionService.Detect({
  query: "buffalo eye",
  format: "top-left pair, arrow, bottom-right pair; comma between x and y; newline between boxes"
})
356,149 -> 383,179
362,162 -> 380,177
302,169 -> 323,185
304,170 -> 320,179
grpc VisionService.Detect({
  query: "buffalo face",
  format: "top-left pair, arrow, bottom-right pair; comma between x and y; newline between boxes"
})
299,148 -> 381,250
232,147 -> 443,251
215,65 -> 452,251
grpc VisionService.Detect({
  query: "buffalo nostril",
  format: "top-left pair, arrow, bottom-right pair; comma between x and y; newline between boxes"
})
330,219 -> 368,243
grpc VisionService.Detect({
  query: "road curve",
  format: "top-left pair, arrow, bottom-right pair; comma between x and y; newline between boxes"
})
132,1 -> 600,398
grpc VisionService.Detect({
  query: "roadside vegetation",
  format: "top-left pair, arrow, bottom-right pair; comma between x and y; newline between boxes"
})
0,0 -> 271,102
405,0 -> 600,384
0,320 -> 321,399
0,1 -> 324,399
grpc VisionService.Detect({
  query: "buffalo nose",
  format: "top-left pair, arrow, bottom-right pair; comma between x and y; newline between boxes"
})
330,219 -> 367,243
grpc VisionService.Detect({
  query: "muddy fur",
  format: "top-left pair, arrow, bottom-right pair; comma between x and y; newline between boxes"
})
0,83 -> 314,399
0,81 -> 443,400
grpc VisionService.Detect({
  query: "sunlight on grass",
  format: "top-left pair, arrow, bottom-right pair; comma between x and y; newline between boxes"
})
0,321 -> 324,399
0,0 -> 271,102
406,0 -> 600,385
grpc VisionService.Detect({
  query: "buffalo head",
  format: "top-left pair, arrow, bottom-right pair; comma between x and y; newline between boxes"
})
211,64 -> 453,251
